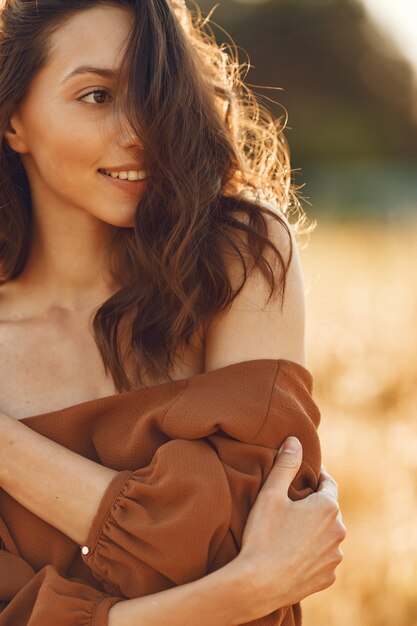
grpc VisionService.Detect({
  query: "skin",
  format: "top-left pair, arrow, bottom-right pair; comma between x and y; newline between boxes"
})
0,5 -> 346,623
4,4 -> 145,315
108,444 -> 346,625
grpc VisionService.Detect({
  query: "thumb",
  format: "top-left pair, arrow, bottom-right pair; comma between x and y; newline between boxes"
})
270,436 -> 302,494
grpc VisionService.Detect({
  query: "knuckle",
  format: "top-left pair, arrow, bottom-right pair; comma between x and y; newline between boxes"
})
336,510 -> 345,525
332,547 -> 344,565
320,493 -> 340,516
315,579 -> 331,593
337,523 -> 347,541
320,573 -> 336,590
324,570 -> 337,587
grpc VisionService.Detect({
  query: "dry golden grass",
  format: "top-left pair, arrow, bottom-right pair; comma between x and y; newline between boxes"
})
298,219 -> 417,626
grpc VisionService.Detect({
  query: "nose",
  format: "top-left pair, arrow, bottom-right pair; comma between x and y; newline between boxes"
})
117,114 -> 143,149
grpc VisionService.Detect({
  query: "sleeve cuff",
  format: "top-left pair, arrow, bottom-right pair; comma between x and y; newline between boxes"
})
82,470 -> 134,559
92,596 -> 121,626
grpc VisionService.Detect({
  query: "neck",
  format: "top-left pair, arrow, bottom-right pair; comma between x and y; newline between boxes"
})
11,210 -> 121,315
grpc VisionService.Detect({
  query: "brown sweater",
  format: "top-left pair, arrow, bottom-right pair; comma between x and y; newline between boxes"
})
0,358 -> 321,626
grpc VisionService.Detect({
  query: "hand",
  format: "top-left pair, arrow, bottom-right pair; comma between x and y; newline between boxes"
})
235,437 -> 346,617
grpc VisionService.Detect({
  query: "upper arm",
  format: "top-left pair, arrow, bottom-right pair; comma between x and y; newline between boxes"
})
204,208 -> 307,372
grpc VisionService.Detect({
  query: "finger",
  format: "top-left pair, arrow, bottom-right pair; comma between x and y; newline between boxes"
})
318,465 -> 335,484
316,472 -> 339,501
266,437 -> 303,496
320,464 -> 331,477
336,510 -> 346,529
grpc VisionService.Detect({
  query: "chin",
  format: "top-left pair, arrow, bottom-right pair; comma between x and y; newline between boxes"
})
91,206 -> 137,229
104,216 -> 136,229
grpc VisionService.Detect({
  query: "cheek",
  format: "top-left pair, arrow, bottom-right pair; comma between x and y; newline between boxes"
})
21,101 -> 143,227
27,102 -> 106,179
33,114 -> 99,177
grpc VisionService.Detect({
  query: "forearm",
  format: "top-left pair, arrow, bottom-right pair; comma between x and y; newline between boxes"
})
0,411 -> 117,545
108,560 -> 262,626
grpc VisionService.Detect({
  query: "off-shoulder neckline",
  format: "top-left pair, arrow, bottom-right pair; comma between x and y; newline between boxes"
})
17,358 -> 311,424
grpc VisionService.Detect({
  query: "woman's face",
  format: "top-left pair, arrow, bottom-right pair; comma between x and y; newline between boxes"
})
6,4 -> 147,229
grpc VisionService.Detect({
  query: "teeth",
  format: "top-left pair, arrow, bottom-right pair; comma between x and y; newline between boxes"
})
103,169 -> 148,181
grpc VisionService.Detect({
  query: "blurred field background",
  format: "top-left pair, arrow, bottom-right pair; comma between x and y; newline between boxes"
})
191,0 -> 417,624
300,221 -> 417,626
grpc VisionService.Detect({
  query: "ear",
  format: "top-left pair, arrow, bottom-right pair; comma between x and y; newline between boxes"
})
4,112 -> 29,154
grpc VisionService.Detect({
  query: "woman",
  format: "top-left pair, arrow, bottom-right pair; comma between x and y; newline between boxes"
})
0,1 -> 346,624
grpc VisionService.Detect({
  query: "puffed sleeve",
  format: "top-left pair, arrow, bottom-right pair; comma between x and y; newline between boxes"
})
0,558 -> 120,626
81,439 -> 232,598
80,359 -> 321,626
80,441 -> 293,626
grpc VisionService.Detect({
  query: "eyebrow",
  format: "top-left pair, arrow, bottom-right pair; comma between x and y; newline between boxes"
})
61,65 -> 118,85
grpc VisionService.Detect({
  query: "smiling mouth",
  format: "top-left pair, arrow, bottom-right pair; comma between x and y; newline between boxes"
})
97,168 -> 148,181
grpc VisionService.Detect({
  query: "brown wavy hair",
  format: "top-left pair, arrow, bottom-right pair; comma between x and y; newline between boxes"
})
0,0 -> 314,391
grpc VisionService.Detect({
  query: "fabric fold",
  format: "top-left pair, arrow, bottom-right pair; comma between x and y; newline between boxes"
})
82,439 -> 233,597
0,358 -> 321,626
0,565 -> 120,625
79,359 -> 321,625
0,551 -> 35,602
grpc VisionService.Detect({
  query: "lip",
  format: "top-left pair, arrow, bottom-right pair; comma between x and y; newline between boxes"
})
97,170 -> 148,195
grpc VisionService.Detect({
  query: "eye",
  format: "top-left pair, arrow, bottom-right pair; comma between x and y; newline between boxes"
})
79,89 -> 113,105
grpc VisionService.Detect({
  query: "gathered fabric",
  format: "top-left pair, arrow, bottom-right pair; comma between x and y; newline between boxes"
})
0,358 -> 321,625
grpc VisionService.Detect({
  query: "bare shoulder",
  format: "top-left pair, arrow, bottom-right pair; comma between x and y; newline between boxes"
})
203,203 -> 306,372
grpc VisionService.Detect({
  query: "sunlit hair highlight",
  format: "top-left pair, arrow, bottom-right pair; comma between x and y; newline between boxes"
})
0,0 -> 315,391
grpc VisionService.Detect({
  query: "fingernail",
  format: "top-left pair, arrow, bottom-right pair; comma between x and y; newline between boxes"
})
280,436 -> 300,454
